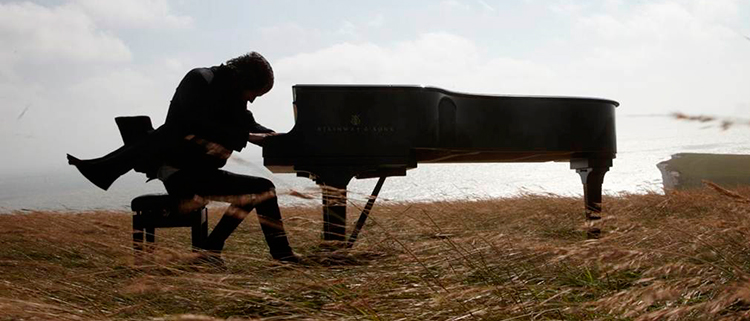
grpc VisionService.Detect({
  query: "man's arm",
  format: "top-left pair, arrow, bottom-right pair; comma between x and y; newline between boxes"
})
240,110 -> 275,134
185,134 -> 232,159
247,132 -> 279,146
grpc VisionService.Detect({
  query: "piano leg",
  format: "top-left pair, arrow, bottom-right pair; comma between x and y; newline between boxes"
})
319,175 -> 353,242
571,158 -> 612,239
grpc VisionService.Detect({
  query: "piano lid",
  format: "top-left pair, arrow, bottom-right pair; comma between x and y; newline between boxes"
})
292,84 -> 620,107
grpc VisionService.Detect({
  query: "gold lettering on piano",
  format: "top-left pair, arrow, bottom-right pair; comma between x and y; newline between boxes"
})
316,126 -> 395,133
315,114 -> 394,133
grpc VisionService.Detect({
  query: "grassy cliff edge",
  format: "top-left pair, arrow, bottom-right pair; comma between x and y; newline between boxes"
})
3,189 -> 750,320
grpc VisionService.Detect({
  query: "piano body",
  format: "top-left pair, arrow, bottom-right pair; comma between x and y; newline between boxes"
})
263,85 -> 619,243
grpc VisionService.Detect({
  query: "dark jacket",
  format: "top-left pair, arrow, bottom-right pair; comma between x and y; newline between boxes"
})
162,66 -> 273,170
67,65 -> 273,190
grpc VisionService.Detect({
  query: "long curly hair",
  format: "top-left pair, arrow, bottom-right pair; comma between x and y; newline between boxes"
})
225,52 -> 274,93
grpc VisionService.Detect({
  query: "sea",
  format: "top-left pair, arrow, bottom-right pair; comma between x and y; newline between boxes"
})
1,115 -> 748,212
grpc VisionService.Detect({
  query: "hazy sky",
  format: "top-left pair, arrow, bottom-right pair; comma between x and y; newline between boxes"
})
1,0 -> 749,175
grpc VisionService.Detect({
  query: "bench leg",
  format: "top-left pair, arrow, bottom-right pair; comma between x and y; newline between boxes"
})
133,214 -> 144,265
145,227 -> 155,254
191,208 -> 208,250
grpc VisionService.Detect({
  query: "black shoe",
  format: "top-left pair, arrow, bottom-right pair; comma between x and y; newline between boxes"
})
272,252 -> 301,264
67,154 -> 122,191
190,251 -> 227,271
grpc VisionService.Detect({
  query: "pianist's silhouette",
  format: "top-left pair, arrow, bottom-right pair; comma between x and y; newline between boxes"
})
67,52 -> 299,263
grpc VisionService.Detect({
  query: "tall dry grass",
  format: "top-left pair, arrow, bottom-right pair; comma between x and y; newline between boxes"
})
672,112 -> 750,131
3,188 -> 750,320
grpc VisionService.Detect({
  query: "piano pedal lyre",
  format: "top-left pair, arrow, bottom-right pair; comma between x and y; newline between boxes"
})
346,176 -> 387,249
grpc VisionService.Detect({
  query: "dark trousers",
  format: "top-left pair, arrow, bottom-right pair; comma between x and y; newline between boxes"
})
163,169 -> 293,257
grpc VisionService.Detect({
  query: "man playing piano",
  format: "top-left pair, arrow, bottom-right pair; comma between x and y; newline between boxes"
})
159,52 -> 298,264
68,52 -> 297,263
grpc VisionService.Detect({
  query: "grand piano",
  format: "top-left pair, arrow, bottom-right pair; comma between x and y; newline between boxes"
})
263,85 -> 619,244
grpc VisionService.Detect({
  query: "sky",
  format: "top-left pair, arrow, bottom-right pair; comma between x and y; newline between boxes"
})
0,0 -> 749,176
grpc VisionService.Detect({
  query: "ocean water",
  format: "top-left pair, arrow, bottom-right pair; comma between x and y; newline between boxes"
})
1,115 -> 748,212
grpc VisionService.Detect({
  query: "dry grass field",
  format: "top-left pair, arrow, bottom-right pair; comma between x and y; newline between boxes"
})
3,187 -> 750,320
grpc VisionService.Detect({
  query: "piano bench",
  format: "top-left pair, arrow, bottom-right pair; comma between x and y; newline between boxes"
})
131,194 -> 208,262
